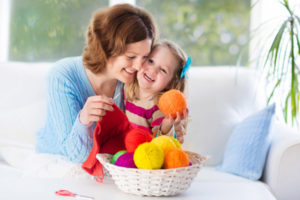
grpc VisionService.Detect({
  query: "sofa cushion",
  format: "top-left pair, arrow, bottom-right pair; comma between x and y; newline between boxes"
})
0,62 -> 51,164
193,167 -> 276,200
0,65 -> 266,169
217,104 -> 275,180
183,67 -> 266,166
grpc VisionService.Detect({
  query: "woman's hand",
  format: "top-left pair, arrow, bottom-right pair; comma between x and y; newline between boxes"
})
79,95 -> 114,126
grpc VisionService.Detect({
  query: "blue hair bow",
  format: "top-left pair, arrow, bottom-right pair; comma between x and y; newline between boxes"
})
180,57 -> 192,79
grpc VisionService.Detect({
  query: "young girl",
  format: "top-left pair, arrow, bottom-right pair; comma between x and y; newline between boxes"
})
124,40 -> 190,143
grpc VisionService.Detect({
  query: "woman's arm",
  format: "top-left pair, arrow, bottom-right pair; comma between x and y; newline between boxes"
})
46,71 -> 95,162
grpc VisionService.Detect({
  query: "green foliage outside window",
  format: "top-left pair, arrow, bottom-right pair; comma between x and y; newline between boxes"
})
9,0 -> 108,62
9,0 -> 250,66
137,0 -> 251,66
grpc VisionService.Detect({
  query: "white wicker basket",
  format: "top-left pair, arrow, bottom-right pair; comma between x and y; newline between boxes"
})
96,151 -> 208,196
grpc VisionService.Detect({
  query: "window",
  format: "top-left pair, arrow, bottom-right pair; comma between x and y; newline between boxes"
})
6,0 -> 251,66
137,0 -> 251,66
9,0 -> 108,62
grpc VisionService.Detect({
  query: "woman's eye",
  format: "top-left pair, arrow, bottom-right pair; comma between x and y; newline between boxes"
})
127,56 -> 135,59
148,59 -> 154,64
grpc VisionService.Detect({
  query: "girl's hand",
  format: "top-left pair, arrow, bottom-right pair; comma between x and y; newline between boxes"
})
173,109 -> 188,144
79,95 -> 114,126
161,109 -> 188,143
161,115 -> 175,133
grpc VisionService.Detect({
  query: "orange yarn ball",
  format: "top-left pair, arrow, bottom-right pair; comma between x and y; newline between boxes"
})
163,148 -> 190,169
158,89 -> 187,118
125,128 -> 152,153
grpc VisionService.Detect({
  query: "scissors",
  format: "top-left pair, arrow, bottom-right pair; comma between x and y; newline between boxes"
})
55,190 -> 94,200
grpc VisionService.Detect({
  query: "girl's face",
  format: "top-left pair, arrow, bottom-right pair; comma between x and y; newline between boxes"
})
137,46 -> 177,95
107,38 -> 152,83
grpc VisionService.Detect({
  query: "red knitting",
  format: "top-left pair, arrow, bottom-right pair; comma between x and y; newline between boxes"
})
82,104 -> 133,182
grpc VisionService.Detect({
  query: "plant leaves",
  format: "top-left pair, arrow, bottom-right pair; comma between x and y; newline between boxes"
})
264,20 -> 288,68
291,68 -> 296,122
282,0 -> 293,16
296,32 -> 300,55
283,92 -> 291,123
296,77 -> 299,114
295,16 -> 300,26
267,79 -> 281,103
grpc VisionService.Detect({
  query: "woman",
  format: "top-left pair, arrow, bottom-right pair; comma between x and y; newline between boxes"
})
35,4 -> 157,163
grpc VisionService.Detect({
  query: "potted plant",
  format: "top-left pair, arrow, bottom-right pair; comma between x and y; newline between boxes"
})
262,0 -> 300,127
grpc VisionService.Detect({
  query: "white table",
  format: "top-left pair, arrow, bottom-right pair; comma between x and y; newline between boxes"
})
0,161 -> 276,200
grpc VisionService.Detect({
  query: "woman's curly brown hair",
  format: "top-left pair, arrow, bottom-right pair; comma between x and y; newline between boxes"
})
82,4 -> 157,74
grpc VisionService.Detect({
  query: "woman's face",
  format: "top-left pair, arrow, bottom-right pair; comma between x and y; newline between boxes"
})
137,46 -> 177,95
107,38 -> 152,83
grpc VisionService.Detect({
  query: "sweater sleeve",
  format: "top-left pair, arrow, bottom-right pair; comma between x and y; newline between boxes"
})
150,109 -> 165,135
46,70 -> 93,163
151,109 -> 176,137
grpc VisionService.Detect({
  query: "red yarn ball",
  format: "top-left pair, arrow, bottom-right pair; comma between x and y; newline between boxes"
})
125,128 -> 152,153
114,152 -> 137,168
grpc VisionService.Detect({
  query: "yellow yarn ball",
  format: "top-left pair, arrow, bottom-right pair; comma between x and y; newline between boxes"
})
169,137 -> 181,149
151,135 -> 176,153
133,142 -> 164,169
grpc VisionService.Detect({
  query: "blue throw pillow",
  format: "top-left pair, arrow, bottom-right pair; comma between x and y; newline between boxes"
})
217,104 -> 276,180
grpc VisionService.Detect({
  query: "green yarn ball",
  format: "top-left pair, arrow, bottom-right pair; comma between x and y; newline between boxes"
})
111,150 -> 127,164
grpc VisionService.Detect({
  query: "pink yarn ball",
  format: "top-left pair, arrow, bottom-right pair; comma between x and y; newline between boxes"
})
114,152 -> 137,168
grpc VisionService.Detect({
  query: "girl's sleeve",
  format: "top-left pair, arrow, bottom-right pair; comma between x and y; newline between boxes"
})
46,70 -> 93,163
151,109 -> 177,137
150,109 -> 167,137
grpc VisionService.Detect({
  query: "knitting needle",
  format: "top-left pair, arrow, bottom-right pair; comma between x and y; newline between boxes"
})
173,124 -> 177,139
113,93 -> 120,101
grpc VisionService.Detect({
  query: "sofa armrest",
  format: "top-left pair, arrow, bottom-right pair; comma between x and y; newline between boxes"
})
263,121 -> 300,200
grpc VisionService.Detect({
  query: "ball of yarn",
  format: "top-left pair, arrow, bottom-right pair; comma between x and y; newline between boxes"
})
151,135 -> 176,153
163,148 -> 189,169
115,152 -> 137,168
158,89 -> 187,118
111,150 -> 127,164
134,142 -> 164,169
125,128 -> 152,153
169,137 -> 181,149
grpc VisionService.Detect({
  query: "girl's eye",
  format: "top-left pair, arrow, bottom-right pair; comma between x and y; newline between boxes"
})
160,68 -> 167,73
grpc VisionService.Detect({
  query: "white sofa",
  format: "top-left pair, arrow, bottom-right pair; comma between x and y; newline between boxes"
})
0,62 -> 300,200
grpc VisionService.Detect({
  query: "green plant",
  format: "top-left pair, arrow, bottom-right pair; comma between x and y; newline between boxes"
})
264,0 -> 300,126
